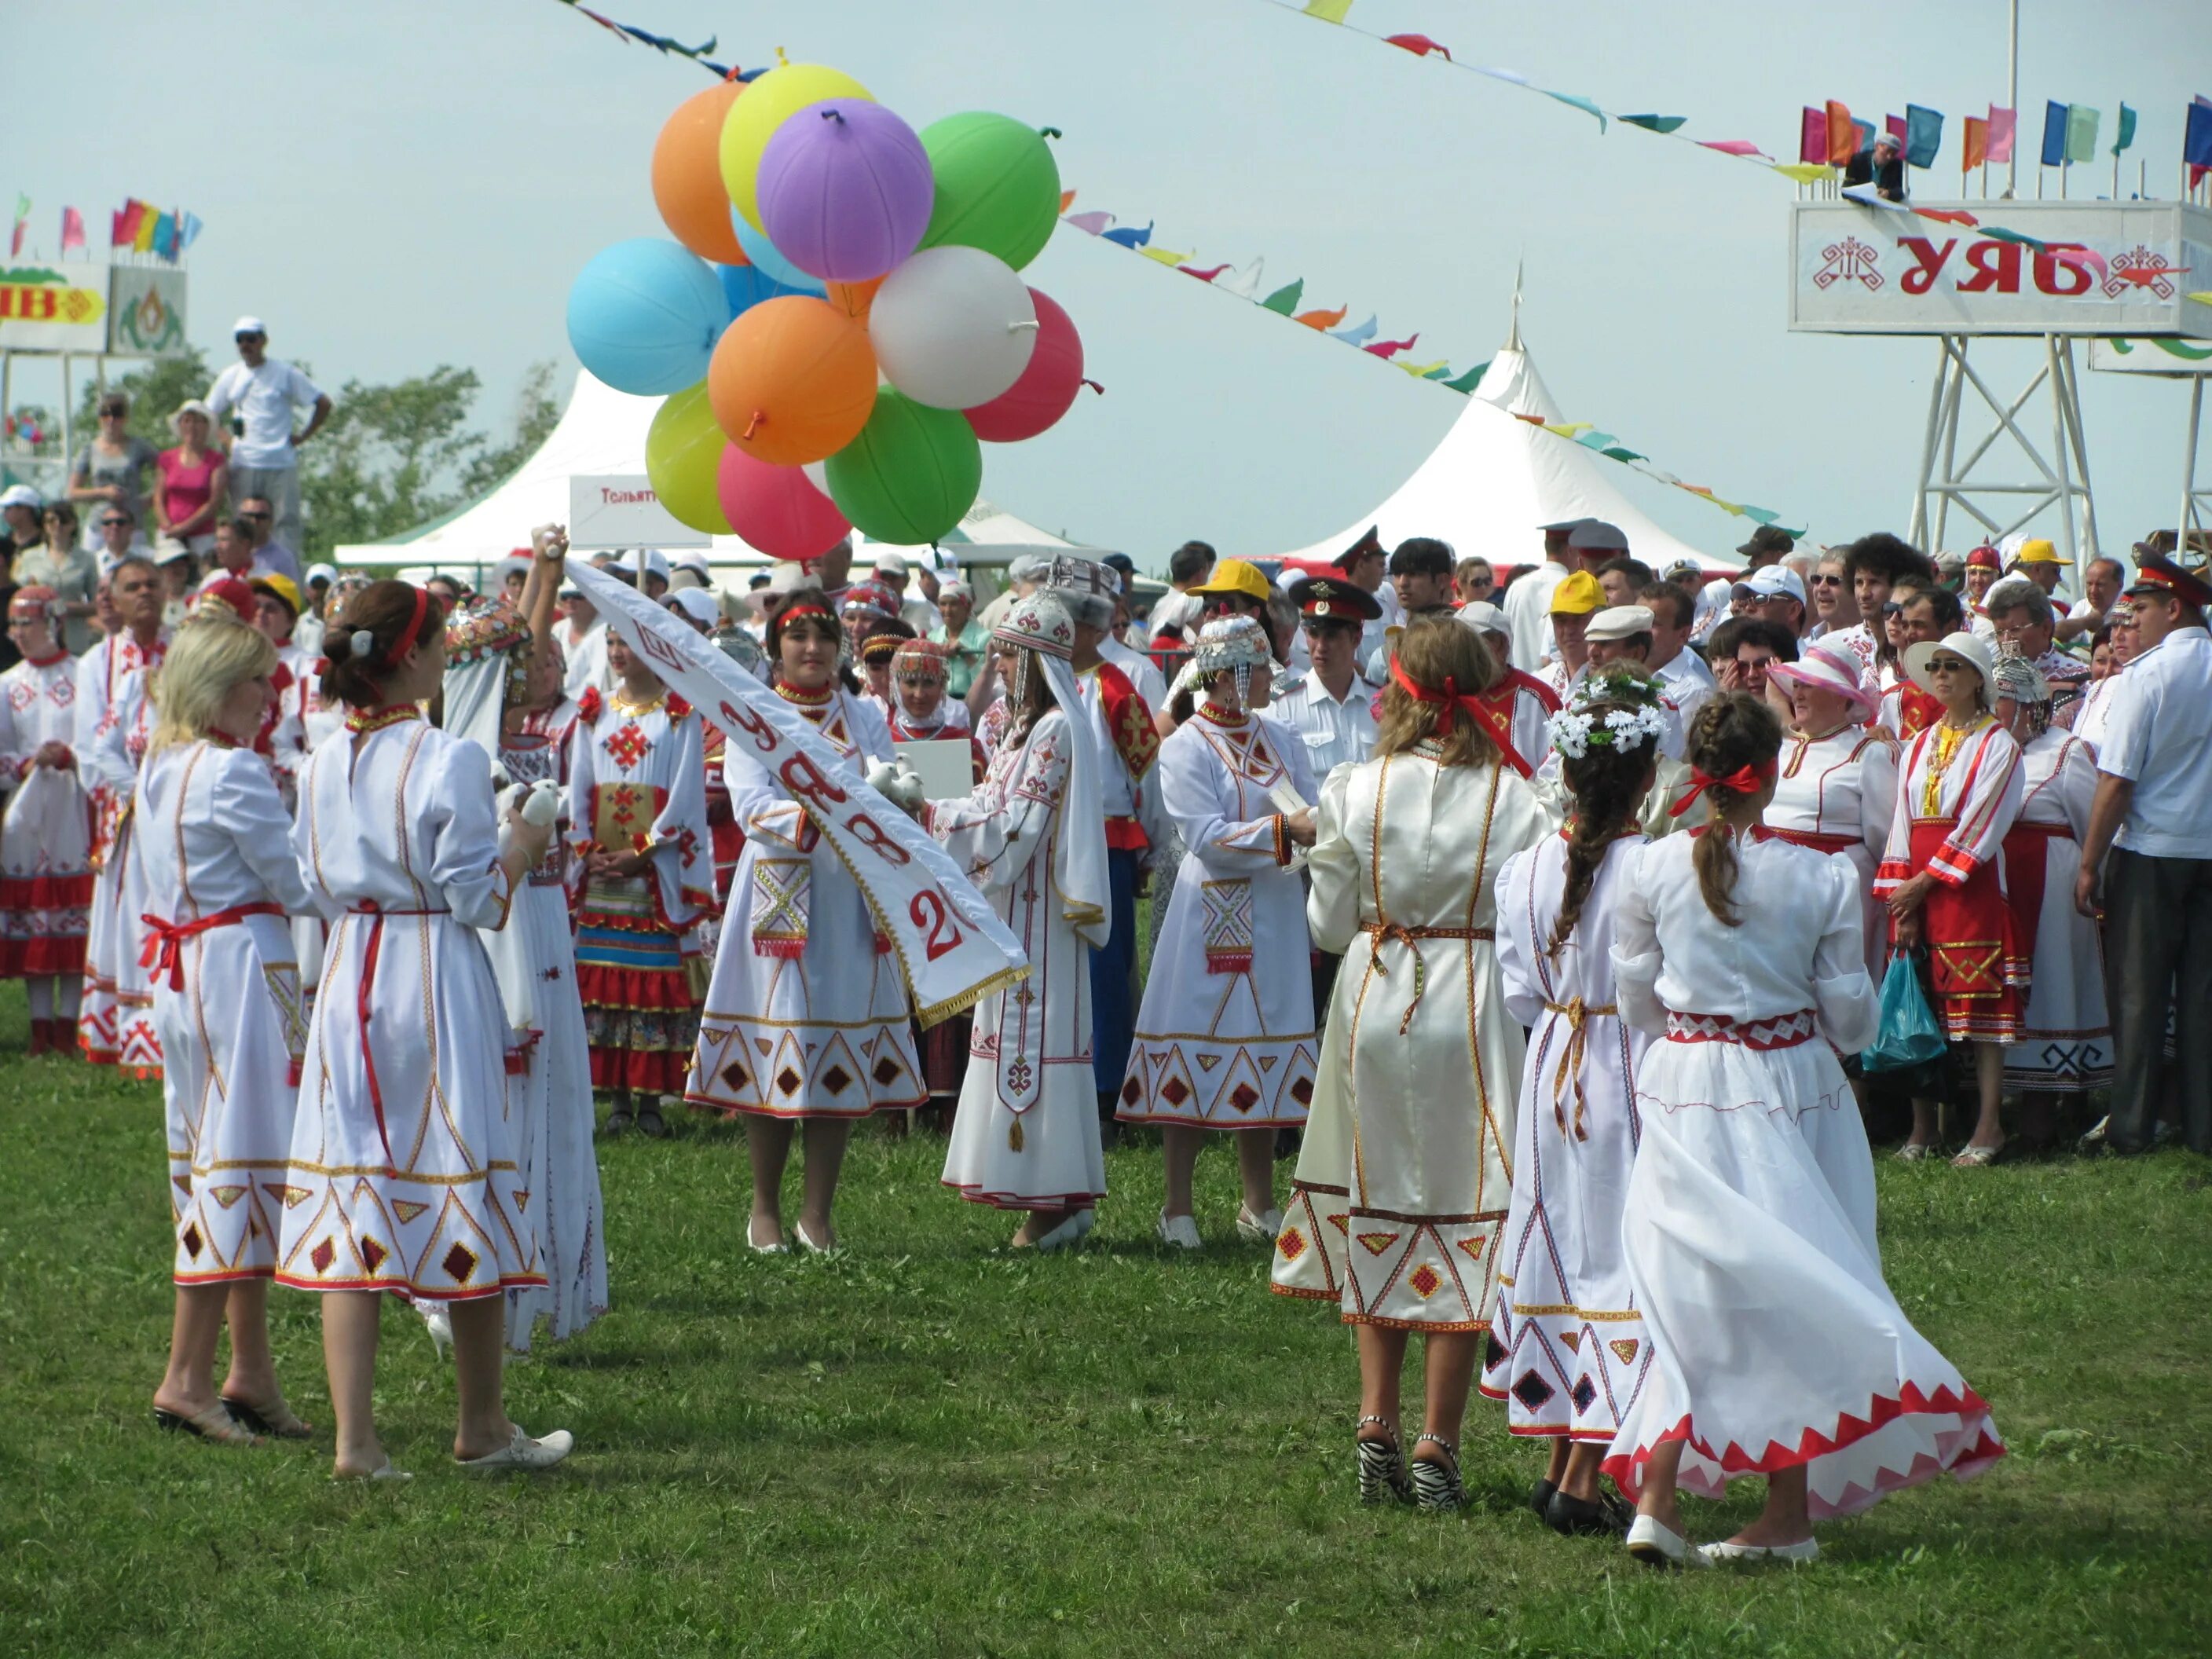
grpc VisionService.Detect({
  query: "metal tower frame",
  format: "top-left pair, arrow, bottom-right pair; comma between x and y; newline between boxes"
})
1910,334 -> 2099,564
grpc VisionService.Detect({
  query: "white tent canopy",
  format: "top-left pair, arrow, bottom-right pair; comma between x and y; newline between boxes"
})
1274,328 -> 1737,573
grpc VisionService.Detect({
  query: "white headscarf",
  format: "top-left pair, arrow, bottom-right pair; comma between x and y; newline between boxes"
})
993,591 -> 1111,949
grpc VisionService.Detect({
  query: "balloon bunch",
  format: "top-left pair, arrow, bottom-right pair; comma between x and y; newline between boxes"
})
566,64 -> 1087,557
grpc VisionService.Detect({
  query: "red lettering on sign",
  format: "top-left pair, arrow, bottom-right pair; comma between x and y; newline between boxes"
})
720,699 -> 779,754
845,811 -> 914,866
909,889 -> 964,961
1895,237 -> 1956,295
1958,241 -> 2021,293
778,750 -> 850,812
2034,244 -> 2093,296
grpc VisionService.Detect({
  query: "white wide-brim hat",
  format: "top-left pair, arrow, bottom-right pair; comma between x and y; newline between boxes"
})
1903,630 -> 1997,700
1767,643 -> 1878,723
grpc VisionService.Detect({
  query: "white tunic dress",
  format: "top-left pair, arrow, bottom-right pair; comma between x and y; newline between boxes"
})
79,661 -> 163,1074
277,713 -> 542,1302
684,685 -> 926,1119
136,741 -> 313,1283
1602,833 -> 2005,1518
0,652 -> 93,978
1273,745 -> 1551,1330
2001,727 -> 2111,1093
1118,706 -> 1319,1129
1762,723 -> 1898,983
927,708 -> 1105,1210
1481,834 -> 1654,1441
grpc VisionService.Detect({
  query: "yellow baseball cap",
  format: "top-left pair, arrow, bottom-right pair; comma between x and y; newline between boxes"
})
249,573 -> 302,617
1548,570 -> 1603,616
2012,537 -> 2070,566
1188,558 -> 1273,603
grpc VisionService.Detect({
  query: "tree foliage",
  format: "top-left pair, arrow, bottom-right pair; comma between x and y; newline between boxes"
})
75,352 -> 563,558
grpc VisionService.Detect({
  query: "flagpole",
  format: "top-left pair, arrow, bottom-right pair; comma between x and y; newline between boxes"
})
2005,0 -> 2020,197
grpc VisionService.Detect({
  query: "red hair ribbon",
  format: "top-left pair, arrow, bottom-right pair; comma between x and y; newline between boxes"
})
390,584 -> 431,663
1388,657 -> 1481,735
1668,758 -> 1778,818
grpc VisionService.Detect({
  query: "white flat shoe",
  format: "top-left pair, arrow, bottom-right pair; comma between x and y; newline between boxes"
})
456,1426 -> 573,1473
332,1459 -> 412,1484
748,1221 -> 788,1255
1626,1515 -> 1708,1569
1699,1536 -> 1820,1565
1156,1212 -> 1202,1251
1034,1208 -> 1093,1252
1235,1206 -> 1284,1243
794,1222 -> 837,1256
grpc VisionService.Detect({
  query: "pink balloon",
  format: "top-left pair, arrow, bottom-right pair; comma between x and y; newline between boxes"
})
716,442 -> 851,560
965,287 -> 1083,443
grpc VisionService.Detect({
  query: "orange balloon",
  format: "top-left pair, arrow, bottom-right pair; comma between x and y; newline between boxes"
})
707,296 -> 879,467
825,276 -> 885,320
653,82 -> 749,266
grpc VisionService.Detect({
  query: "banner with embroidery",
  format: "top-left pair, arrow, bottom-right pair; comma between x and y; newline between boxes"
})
591,781 -> 667,855
1201,878 -> 1255,974
749,859 -> 811,959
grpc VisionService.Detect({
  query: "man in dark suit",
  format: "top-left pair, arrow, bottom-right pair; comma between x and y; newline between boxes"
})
1844,130 -> 1906,202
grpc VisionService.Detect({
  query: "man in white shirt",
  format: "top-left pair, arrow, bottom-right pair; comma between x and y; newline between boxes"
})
2060,554 -> 2125,644
1826,533 -> 1934,686
1143,540 -> 1214,646
1273,576 -> 1381,779
205,317 -> 331,556
1639,580 -> 1717,731
557,579 -> 610,701
2074,552 -> 2212,1155
1501,518 -> 1587,672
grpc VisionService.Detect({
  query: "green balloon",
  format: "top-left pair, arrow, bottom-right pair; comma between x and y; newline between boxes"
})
645,380 -> 733,535
917,112 -> 1061,271
825,390 -> 981,545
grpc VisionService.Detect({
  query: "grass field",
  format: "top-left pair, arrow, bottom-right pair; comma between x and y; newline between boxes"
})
3,980 -> 2207,1658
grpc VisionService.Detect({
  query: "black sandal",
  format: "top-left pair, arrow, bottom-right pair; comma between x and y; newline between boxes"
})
153,1402 -> 262,1446
603,1104 -> 634,1137
1546,1487 -> 1632,1537
635,1103 -> 669,1139
220,1395 -> 314,1440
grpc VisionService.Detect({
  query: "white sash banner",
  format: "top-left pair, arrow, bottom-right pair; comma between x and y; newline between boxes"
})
568,562 -> 1028,1024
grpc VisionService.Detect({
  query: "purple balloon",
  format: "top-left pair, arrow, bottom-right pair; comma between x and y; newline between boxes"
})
756,99 -> 935,284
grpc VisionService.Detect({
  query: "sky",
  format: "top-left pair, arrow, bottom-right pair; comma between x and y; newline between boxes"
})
9,0 -> 2210,572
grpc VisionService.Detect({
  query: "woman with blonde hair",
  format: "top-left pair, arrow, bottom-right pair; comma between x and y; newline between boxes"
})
135,610 -> 315,1445
1273,614 -> 1551,1511
1604,694 -> 2002,1567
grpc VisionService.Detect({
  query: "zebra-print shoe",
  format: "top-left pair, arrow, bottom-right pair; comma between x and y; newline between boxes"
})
1412,1435 -> 1467,1513
1356,1415 -> 1414,1506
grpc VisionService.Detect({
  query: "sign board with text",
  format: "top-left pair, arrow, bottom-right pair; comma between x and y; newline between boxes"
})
1789,200 -> 2211,338
2088,336 -> 2212,376
108,267 -> 189,357
567,473 -> 710,549
0,264 -> 109,350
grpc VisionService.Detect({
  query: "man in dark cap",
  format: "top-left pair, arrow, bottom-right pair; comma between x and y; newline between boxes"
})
1503,517 -> 1589,671
2075,551 -> 2212,1155
1738,524 -> 1795,569
1275,576 -> 1383,777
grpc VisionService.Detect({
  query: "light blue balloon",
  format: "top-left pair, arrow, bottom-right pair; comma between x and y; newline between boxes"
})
716,260 -> 817,320
565,238 -> 731,396
730,211 -> 829,296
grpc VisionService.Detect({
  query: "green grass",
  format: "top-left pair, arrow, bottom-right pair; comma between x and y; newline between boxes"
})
2,980 -> 2207,1657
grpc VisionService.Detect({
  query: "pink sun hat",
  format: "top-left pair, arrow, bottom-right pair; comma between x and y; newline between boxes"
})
1767,643 -> 1878,723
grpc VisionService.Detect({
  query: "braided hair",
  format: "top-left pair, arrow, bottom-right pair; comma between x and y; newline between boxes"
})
1683,692 -> 1783,927
1547,686 -> 1661,958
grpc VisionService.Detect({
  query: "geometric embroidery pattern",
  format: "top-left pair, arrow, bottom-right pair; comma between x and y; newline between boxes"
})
1356,1231 -> 1399,1257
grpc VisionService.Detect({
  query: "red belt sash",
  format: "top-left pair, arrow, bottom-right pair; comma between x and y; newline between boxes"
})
1752,826 -> 1859,855
1664,1008 -> 1818,1049
2001,819 -> 2070,943
350,902 -> 450,1166
139,901 -> 284,991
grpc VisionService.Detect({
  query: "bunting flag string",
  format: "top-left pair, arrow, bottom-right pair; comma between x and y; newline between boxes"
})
552,0 -> 734,76
1056,193 -> 1802,537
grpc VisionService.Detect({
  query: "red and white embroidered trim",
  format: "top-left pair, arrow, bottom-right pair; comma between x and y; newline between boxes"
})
1664,1009 -> 1818,1050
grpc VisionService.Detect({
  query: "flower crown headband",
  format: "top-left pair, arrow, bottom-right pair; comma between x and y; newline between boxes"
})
1546,668 -> 1668,762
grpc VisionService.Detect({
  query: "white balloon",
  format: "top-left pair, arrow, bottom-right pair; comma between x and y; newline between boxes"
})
867,245 -> 1039,410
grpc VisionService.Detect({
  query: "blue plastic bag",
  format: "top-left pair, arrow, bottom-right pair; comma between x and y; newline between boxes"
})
1860,949 -> 1946,1073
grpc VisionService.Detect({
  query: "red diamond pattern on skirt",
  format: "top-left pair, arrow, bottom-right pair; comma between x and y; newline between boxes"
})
1160,1076 -> 1191,1106
1277,1227 -> 1307,1262
1289,1076 -> 1313,1104
309,1238 -> 335,1275
1407,1262 -> 1441,1299
1356,1231 -> 1398,1257
722,1059 -> 751,1092
441,1241 -> 478,1284
775,1066 -> 804,1096
1120,1076 -> 1143,1104
1229,1082 -> 1260,1113
181,1222 -> 203,1259
822,1065 -> 853,1095
873,1055 -> 901,1086
360,1237 -> 387,1273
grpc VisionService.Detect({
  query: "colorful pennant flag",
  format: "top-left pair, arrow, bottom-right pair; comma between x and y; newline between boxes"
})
1383,33 -> 1449,60
2042,101 -> 2070,167
1064,210 -> 1113,236
1260,279 -> 1304,316
1699,139 -> 1769,159
2064,104 -> 2100,164
1219,259 -> 1266,301
1329,314 -> 1379,345
2185,97 -> 2212,170
132,201 -> 159,253
1962,115 -> 1989,174
2111,103 -> 2137,156
9,194 -> 25,258
1773,163 -> 1831,184
1101,220 -> 1154,249
179,211 -> 204,250
1826,100 -> 1856,165
60,206 -> 84,253
1294,304 -> 1349,330
1800,107 -> 1826,165
1178,262 -> 1231,283
112,199 -> 145,247
1365,334 -> 1419,358
1302,0 -> 1353,19
1905,104 -> 1943,169
1884,113 -> 1908,149
1987,105 -> 2016,163
1618,115 -> 1686,134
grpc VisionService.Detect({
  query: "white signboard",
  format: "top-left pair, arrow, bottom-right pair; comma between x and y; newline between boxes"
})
1789,200 -> 2212,339
0,263 -> 109,351
108,267 -> 189,357
567,473 -> 710,549
2089,336 -> 2212,376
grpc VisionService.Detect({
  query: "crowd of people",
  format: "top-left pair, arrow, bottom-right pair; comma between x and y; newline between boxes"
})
2,473 -> 2207,1558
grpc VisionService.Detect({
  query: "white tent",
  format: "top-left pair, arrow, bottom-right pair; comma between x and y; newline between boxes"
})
1275,324 -> 1736,573
335,368 -> 1097,575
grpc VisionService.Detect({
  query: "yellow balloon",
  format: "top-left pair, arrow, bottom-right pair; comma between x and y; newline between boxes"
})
645,380 -> 734,535
719,63 -> 874,233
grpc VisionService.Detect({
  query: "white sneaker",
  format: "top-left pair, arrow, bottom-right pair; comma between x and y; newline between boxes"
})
1236,1206 -> 1284,1243
1626,1515 -> 1709,1569
1699,1537 -> 1820,1566
1156,1212 -> 1202,1251
456,1426 -> 574,1472
1035,1208 -> 1093,1251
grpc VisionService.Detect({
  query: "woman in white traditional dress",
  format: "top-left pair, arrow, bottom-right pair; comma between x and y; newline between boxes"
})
1604,692 -> 2005,1569
925,593 -> 1111,1247
1873,632 -> 2027,1166
1762,645 -> 1897,987
136,613 -> 316,1445
1990,654 -> 2110,1141
0,588 -> 93,1054
279,579 -> 569,1479
1481,668 -> 1666,1537
441,552 -> 607,1354
1119,617 -> 1319,1247
685,588 -> 923,1253
1272,617 -> 1551,1511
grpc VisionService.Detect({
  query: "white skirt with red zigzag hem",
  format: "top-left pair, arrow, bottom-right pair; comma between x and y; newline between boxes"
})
1601,1012 -> 2005,1519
